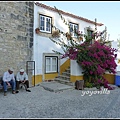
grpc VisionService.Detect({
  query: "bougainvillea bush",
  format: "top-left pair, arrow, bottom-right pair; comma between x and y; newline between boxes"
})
50,6 -> 118,90
61,39 -> 117,90
51,33 -> 117,90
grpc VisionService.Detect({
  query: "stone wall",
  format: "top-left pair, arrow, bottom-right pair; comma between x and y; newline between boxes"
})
0,2 -> 34,80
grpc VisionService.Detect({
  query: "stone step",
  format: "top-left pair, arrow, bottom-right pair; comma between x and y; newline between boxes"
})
57,75 -> 70,79
54,77 -> 70,81
53,66 -> 74,86
55,77 -> 70,81
54,78 -> 74,86
64,68 -> 70,71
65,69 -> 70,73
62,72 -> 70,76
39,81 -> 74,92
59,82 -> 74,86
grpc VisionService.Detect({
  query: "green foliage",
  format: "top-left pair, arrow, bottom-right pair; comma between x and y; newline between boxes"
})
85,82 -> 94,88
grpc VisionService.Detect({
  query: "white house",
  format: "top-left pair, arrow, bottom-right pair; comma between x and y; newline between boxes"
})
32,2 -> 105,85
111,41 -> 120,72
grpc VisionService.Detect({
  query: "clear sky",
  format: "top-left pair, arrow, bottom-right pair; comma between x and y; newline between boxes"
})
37,1 -> 120,41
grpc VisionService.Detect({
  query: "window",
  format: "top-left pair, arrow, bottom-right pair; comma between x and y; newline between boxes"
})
39,14 -> 52,33
45,56 -> 58,73
87,28 -> 94,44
87,29 -> 93,38
69,22 -> 79,37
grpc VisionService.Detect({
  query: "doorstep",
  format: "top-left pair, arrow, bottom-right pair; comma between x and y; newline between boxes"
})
39,81 -> 75,92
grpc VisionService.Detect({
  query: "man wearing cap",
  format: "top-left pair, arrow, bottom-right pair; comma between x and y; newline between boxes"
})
16,68 -> 31,93
2,68 -> 16,96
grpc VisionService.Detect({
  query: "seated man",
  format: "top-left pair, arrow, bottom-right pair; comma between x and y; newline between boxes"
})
2,67 -> 16,96
16,68 -> 31,93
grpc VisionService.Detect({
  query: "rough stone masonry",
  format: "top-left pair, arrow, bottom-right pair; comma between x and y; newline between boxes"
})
0,2 -> 34,86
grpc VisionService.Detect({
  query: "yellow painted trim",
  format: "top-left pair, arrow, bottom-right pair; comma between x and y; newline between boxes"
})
70,73 -> 115,84
70,75 -> 83,82
31,70 -> 115,85
60,59 -> 70,75
32,75 -> 42,85
103,73 -> 115,84
44,73 -> 58,80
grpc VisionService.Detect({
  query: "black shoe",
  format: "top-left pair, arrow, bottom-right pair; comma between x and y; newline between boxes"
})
26,89 -> 31,92
4,91 -> 7,96
12,90 -> 16,94
16,90 -> 19,93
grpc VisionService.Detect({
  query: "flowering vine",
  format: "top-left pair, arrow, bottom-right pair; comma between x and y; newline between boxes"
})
49,6 -> 118,90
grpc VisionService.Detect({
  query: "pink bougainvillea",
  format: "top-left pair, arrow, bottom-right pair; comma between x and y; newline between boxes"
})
61,40 -> 117,90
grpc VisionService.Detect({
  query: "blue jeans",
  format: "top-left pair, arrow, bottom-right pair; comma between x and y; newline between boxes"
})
3,80 -> 16,92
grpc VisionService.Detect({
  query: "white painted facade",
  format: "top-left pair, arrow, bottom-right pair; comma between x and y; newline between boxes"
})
33,2 -> 104,81
111,41 -> 120,71
71,60 -> 83,76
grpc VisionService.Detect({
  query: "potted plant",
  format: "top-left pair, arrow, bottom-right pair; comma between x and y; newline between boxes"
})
66,32 -> 72,40
79,36 -> 83,41
52,30 -> 60,38
35,28 -> 40,34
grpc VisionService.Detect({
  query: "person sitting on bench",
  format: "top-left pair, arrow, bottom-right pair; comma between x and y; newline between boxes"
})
16,68 -> 31,93
2,67 -> 16,96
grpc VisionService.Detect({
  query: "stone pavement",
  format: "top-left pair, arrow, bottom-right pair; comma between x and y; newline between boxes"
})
0,82 -> 120,118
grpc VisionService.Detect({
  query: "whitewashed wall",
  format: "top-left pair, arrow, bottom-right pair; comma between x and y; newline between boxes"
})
33,4 -> 104,76
111,41 -> 119,71
71,60 -> 83,76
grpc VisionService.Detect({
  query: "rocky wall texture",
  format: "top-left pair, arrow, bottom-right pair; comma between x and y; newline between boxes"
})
0,2 -> 34,80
